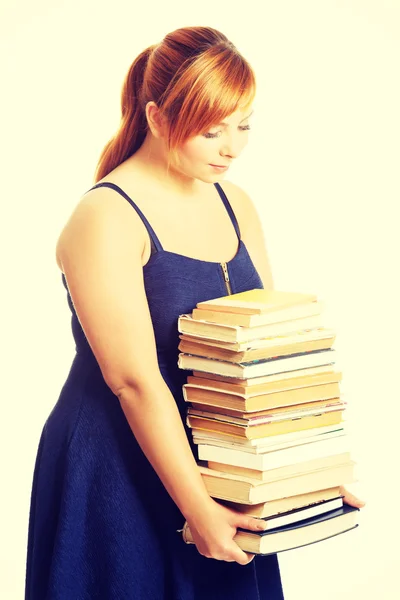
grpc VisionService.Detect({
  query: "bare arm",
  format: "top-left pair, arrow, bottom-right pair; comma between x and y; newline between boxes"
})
56,187 -> 213,519
56,186 -> 267,564
115,379 -> 214,520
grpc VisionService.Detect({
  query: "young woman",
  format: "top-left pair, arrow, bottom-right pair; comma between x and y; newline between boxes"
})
25,25 -> 364,599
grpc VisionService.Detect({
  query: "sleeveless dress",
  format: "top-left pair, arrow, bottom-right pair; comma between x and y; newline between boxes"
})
25,181 -> 285,600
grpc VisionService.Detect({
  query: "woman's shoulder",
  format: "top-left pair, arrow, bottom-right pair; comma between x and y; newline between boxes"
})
220,180 -> 274,289
218,179 -> 255,234
55,171 -> 148,274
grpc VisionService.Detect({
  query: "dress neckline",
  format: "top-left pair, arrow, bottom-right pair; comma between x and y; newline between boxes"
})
142,238 -> 245,271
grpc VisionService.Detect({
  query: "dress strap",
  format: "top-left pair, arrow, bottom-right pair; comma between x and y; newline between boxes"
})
213,182 -> 241,241
86,182 -> 163,252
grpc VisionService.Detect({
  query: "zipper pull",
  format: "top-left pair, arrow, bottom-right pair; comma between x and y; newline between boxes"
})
220,262 -> 232,295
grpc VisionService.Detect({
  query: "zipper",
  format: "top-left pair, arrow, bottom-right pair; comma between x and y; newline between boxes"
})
220,262 -> 232,295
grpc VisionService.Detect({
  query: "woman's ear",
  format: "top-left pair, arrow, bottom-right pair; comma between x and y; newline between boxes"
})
145,101 -> 168,139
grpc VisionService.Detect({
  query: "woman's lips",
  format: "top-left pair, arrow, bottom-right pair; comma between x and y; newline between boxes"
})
209,164 -> 229,171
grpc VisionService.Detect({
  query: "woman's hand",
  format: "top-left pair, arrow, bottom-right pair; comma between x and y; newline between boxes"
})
184,487 -> 365,565
339,485 -> 366,508
184,498 -> 267,565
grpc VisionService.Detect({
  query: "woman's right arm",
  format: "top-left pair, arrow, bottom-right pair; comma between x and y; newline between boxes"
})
56,188 -> 266,564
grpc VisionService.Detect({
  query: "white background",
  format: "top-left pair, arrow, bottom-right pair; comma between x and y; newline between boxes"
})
1,1 -> 399,598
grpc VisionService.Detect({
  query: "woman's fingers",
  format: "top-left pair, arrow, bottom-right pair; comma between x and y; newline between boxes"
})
230,544 -> 256,565
227,514 -> 264,564
339,485 -> 366,508
235,514 -> 268,533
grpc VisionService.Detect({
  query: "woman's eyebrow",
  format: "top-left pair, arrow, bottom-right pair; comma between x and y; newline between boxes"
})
216,110 -> 254,127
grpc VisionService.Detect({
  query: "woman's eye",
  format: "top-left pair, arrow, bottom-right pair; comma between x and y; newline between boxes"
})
203,125 -> 251,139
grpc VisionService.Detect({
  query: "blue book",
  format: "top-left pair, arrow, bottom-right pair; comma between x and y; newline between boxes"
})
182,504 -> 359,555
235,504 -> 360,555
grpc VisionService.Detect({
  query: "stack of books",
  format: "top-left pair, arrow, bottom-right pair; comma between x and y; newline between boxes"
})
177,289 -> 360,555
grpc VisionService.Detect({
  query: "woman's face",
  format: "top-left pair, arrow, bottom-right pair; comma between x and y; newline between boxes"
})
174,106 -> 254,181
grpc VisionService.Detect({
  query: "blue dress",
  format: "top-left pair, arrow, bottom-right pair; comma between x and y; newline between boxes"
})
25,181 -> 285,599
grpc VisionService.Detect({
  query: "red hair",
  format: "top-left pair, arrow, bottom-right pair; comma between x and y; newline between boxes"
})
94,26 -> 256,182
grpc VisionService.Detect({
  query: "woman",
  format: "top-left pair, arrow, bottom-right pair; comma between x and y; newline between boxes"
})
25,25 -> 364,599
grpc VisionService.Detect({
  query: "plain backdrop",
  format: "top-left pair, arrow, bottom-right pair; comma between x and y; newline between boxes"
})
1,1 -> 399,598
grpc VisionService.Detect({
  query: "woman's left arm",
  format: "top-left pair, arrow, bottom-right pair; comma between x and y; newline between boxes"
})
221,181 -> 366,510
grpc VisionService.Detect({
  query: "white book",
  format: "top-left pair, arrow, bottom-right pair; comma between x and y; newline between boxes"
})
192,425 -> 347,453
198,434 -> 351,471
255,496 -> 344,530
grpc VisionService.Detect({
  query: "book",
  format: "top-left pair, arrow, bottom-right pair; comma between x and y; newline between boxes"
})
192,300 -> 324,328
192,424 -> 347,451
183,381 -> 342,412
187,399 -> 345,426
178,330 -> 336,363
178,312 -> 324,343
179,328 -> 335,352
178,348 -> 337,379
196,289 -> 318,315
182,503 -> 359,555
190,365 -> 340,388
197,433 -> 350,470
196,461 -> 356,504
239,496 -> 345,530
186,409 -> 344,440
220,486 -> 342,518
207,452 -> 351,482
188,396 -> 343,420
